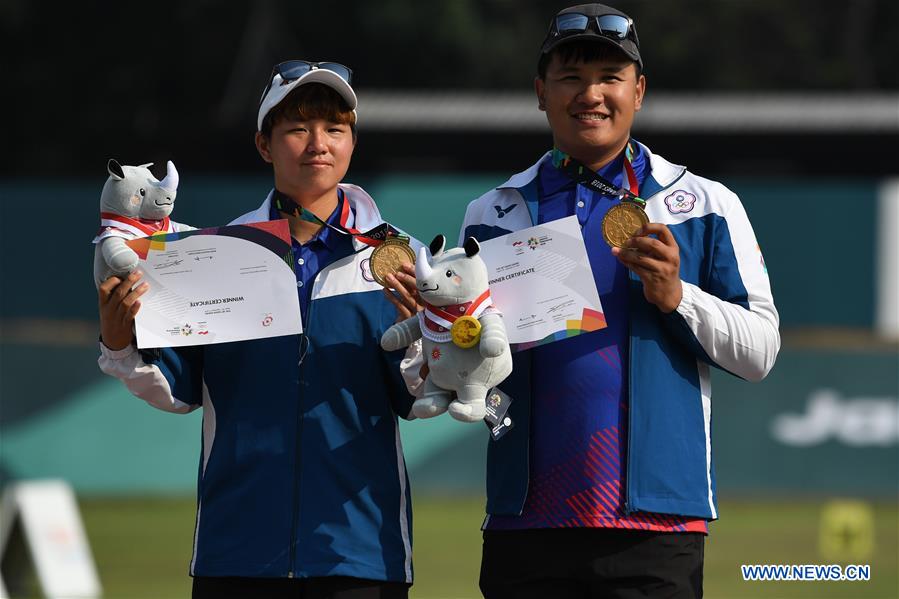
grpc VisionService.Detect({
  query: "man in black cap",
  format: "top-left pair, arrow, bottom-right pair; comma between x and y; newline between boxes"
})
459,3 -> 780,597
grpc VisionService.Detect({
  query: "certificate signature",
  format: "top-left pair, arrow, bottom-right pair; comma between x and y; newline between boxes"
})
478,216 -> 605,351
128,220 -> 302,348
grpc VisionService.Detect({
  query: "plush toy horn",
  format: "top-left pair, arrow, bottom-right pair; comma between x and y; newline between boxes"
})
415,246 -> 433,281
158,160 -> 179,192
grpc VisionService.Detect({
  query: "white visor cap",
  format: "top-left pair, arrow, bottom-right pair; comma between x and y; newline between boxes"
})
257,68 -> 357,132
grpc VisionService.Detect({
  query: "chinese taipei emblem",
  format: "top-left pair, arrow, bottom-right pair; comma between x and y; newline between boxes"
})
664,190 -> 697,214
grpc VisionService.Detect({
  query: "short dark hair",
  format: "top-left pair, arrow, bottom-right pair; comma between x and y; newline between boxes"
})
537,40 -> 642,80
260,83 -> 357,139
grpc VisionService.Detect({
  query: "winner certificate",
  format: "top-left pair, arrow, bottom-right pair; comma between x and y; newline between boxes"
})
128,220 -> 302,348
478,216 -> 605,352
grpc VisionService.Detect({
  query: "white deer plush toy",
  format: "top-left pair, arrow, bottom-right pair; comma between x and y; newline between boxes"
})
381,234 -> 512,422
92,159 -> 188,287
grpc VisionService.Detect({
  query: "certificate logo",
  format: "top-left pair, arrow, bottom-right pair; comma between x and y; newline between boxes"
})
262,314 -> 274,327
664,190 -> 697,214
513,235 -> 553,255
180,324 -> 193,336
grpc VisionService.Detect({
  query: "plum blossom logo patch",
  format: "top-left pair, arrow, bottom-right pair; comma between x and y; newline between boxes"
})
431,348 -> 441,361
360,258 -> 375,282
664,190 -> 697,214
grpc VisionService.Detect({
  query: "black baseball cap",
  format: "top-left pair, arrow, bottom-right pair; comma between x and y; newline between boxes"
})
540,3 -> 643,71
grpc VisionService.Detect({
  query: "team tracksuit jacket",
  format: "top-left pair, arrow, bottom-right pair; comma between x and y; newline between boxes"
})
460,143 -> 780,521
99,184 -> 422,583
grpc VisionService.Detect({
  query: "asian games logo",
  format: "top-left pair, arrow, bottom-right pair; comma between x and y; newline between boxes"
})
262,314 -> 274,327
664,190 -> 697,214
513,235 -> 552,255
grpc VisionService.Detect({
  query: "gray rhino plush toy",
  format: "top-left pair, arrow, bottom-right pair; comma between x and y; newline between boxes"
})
92,159 -> 186,287
381,235 -> 513,422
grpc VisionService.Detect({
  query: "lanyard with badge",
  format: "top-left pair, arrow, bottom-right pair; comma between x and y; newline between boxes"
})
273,190 -> 415,286
550,143 -> 648,248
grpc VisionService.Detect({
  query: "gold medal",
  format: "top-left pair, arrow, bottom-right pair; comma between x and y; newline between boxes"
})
601,202 -> 649,248
370,238 -> 416,287
450,315 -> 481,348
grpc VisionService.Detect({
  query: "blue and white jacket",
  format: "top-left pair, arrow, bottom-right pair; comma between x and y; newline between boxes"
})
460,145 -> 780,520
99,184 -> 424,582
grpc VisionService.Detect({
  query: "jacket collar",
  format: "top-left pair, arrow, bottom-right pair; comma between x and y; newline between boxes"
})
233,183 -> 385,252
495,142 -> 687,200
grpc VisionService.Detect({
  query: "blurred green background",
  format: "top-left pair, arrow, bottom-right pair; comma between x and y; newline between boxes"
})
2,0 -> 898,597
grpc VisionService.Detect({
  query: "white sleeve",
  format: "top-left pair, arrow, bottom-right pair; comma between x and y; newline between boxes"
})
671,195 -> 780,382
97,343 -> 199,413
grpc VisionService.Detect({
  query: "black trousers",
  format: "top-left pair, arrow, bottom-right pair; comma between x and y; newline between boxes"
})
192,575 -> 410,599
480,528 -> 704,599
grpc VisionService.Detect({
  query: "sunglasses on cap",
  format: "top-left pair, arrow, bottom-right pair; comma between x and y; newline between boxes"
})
552,13 -> 637,43
258,60 -> 354,105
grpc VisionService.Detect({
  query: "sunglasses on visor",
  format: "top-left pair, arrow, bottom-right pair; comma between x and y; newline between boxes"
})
553,13 -> 637,42
259,60 -> 354,104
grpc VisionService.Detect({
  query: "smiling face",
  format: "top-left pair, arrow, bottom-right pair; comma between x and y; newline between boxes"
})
535,44 -> 645,170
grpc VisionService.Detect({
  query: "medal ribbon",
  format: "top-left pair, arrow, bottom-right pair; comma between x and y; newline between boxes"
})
273,190 -> 407,248
550,142 -> 643,205
99,212 -> 172,237
423,289 -> 493,329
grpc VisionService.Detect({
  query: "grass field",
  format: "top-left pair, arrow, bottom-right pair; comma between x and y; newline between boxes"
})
21,495 -> 898,598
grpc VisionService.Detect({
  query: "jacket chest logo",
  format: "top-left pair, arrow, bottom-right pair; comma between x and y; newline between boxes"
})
664,190 -> 697,214
494,204 -> 517,218
360,258 -> 376,282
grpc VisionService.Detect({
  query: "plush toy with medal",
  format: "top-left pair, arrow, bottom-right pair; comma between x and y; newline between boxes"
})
380,234 -> 512,422
92,159 -> 184,288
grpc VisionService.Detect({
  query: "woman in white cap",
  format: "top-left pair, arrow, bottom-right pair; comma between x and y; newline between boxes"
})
98,61 -> 424,599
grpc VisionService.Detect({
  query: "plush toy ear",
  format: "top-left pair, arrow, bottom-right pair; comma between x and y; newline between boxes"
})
107,159 -> 125,181
464,237 -> 480,257
429,234 -> 446,257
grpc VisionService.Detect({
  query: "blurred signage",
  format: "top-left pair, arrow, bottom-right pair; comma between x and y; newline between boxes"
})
771,389 -> 898,447
818,500 -> 875,562
713,350 -> 898,495
0,480 -> 101,598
